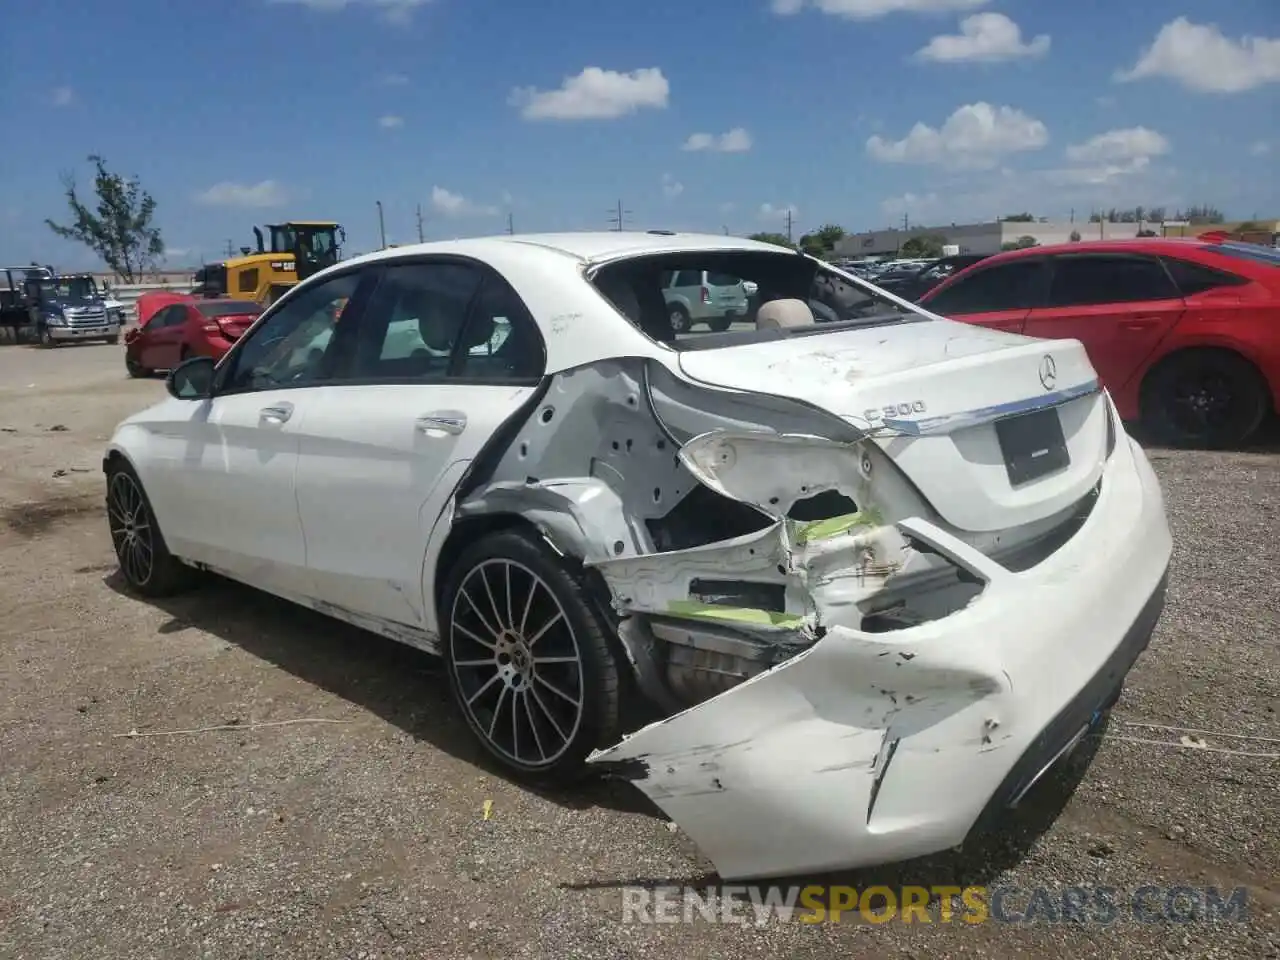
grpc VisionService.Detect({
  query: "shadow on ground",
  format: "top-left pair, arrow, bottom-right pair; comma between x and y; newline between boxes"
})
103,570 -> 658,819
104,565 -> 1106,894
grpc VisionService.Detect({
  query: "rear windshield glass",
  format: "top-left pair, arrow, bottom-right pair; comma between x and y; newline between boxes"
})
196,300 -> 261,317
1201,242 -> 1280,267
590,249 -> 926,351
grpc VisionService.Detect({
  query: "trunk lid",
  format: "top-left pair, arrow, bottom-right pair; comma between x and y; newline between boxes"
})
674,320 -> 1109,532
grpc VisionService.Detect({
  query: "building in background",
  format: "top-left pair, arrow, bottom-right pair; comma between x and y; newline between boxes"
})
833,218 -> 1280,258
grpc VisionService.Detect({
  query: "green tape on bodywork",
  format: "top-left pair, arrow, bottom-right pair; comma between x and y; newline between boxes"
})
665,600 -> 806,627
792,509 -> 883,544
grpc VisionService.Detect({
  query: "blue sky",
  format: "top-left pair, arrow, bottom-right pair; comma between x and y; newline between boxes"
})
3,0 -> 1278,269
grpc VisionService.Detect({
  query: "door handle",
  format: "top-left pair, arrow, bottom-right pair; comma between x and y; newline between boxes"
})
1120,318 -> 1160,331
416,412 -> 467,435
259,402 -> 294,424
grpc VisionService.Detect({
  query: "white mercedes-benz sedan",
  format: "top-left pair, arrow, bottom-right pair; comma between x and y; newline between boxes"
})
104,232 -> 1172,880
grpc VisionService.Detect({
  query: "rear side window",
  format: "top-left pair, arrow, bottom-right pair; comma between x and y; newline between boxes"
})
1047,255 -> 1179,307
672,270 -> 702,287
925,259 -> 1048,315
351,262 -> 482,379
1161,257 -> 1249,296
706,272 -> 742,287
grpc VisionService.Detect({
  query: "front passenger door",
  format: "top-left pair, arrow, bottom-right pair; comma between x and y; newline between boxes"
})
160,270 -> 370,596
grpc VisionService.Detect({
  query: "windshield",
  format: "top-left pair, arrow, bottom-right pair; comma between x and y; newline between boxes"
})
590,250 -> 925,351
1203,242 -> 1280,267
36,277 -> 97,300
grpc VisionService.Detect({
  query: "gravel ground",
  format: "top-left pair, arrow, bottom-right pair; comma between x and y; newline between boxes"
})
0,341 -> 1277,960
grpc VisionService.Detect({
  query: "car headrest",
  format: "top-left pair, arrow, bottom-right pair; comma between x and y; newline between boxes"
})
756,298 -> 815,330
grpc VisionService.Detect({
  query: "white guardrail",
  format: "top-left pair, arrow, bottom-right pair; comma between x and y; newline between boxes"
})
104,282 -> 191,324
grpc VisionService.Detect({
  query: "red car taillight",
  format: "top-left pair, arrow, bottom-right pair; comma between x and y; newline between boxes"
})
700,285 -> 711,304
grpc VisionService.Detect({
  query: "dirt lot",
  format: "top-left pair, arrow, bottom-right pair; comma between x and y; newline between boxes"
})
1,342 -> 1277,960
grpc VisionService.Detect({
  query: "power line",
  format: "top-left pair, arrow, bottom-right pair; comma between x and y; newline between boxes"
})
607,199 -> 632,232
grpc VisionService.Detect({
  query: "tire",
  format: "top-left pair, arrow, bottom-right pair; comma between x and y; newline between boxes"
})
707,316 -> 732,333
125,357 -> 149,378
440,530 -> 621,785
1140,349 -> 1270,449
38,327 -> 57,348
668,305 -> 691,335
105,459 -> 197,597
106,334 -> 120,345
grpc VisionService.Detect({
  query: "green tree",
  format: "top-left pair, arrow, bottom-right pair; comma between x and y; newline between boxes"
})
46,154 -> 164,282
748,231 -> 794,248
1000,212 -> 1036,222
1002,236 -> 1039,251
1136,229 -> 1158,238
1069,230 -> 1082,242
1180,204 -> 1225,224
900,233 -> 946,258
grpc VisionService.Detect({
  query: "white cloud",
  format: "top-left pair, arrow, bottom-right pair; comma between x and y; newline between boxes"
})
380,72 -> 410,85
269,0 -> 434,24
194,180 -> 288,208
51,86 -> 74,107
509,67 -> 669,121
914,13 -> 1049,63
866,102 -> 1048,167
1117,17 -> 1280,93
773,0 -> 988,19
880,192 -> 939,216
719,201 -> 737,214
430,186 -> 498,218
1251,140 -> 1272,157
1065,127 -> 1169,164
661,173 -> 684,198
759,202 -> 798,221
682,127 -> 753,152
378,115 -> 404,129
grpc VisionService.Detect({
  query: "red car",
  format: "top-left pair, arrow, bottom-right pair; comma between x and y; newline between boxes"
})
124,298 -> 262,378
133,289 -> 194,327
918,238 -> 1280,447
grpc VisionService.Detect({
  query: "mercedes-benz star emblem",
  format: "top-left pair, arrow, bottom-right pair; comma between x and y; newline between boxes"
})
1039,354 -> 1057,391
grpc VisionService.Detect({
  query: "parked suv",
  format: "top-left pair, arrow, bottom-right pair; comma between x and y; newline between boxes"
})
661,268 -> 748,333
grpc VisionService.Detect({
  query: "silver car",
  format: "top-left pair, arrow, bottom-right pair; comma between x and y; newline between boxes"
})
661,268 -> 748,333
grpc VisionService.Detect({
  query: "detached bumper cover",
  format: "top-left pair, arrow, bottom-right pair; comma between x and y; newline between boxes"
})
588,434 -> 1172,880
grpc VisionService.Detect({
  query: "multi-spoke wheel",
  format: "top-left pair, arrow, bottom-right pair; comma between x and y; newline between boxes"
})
441,531 -> 620,783
105,460 -> 196,597
1141,349 -> 1269,448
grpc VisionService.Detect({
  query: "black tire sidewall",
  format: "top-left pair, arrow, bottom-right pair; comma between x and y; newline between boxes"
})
669,306 -> 690,333
1143,351 -> 1268,448
440,530 -> 620,783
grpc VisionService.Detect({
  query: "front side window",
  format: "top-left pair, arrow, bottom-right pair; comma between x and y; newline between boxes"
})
925,259 -> 1049,315
219,271 -> 362,393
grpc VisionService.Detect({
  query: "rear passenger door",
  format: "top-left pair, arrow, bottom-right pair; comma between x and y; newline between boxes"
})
1023,254 -> 1185,390
919,257 -> 1049,331
293,259 -> 546,633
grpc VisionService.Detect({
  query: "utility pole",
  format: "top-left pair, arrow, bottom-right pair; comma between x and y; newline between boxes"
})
607,199 -> 631,232
507,212 -> 515,235
902,213 -> 909,231
1069,207 -> 1075,224
785,207 -> 794,243
376,200 -> 387,249
224,239 -> 235,258
416,204 -> 425,243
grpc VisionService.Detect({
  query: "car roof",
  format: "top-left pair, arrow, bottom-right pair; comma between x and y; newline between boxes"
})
985,237 -> 1213,262
343,231 -> 801,271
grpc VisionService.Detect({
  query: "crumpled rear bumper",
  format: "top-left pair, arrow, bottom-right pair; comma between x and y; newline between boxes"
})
587,433 -> 1172,881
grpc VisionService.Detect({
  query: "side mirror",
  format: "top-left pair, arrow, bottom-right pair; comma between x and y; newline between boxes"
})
167,356 -> 216,400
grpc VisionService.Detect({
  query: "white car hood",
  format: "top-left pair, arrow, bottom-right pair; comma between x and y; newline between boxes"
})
673,319 -> 1107,532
